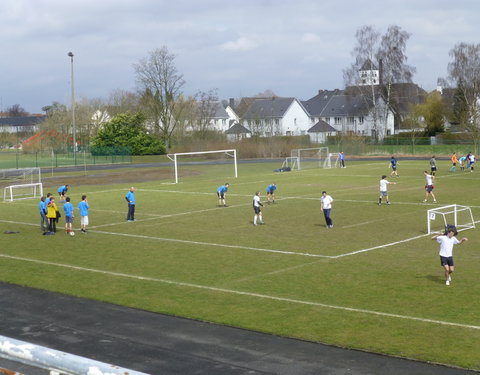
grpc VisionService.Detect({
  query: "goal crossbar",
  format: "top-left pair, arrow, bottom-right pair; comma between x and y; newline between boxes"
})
3,182 -> 43,202
427,204 -> 475,234
167,149 -> 237,184
290,147 -> 329,170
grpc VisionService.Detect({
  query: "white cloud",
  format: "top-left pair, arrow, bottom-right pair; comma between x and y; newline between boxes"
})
301,33 -> 321,43
220,37 -> 258,52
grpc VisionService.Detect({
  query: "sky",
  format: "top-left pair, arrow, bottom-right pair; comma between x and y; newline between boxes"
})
1,0 -> 479,114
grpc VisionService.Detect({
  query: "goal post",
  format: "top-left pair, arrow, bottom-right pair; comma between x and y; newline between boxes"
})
166,149 -> 238,184
290,147 -> 329,170
323,153 -> 341,169
0,168 -> 43,201
281,157 -> 299,171
427,204 -> 475,234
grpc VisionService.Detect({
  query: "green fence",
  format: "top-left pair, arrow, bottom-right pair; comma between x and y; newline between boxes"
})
0,149 -> 132,170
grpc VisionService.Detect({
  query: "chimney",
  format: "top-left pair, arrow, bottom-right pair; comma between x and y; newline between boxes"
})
229,98 -> 235,108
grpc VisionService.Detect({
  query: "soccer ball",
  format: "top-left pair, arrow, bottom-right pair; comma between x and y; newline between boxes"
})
70,231 -> 75,236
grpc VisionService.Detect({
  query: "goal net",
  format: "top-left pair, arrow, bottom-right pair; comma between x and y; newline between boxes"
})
281,157 -> 299,171
0,168 -> 43,201
323,153 -> 341,168
427,204 -> 475,234
291,147 -> 329,170
166,149 -> 238,184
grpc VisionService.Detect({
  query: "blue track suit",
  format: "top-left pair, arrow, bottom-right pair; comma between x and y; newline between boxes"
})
126,190 -> 136,221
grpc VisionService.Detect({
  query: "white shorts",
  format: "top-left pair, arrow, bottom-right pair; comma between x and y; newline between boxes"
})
81,216 -> 89,226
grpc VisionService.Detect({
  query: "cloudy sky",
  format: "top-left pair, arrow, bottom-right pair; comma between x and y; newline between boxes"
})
1,0 -> 479,113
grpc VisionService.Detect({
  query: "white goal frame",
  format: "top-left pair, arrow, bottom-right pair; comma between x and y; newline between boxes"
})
427,204 -> 475,234
323,153 -> 341,168
166,149 -> 238,184
290,147 -> 329,170
3,183 -> 44,202
281,157 -> 299,171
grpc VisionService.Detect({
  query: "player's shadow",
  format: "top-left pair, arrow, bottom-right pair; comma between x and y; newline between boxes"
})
424,274 -> 444,284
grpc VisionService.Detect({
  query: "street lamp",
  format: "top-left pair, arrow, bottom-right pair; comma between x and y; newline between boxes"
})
68,51 -> 76,164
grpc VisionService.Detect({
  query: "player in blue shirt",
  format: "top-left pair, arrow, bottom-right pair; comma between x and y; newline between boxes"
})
217,183 -> 229,207
266,183 -> 277,204
125,187 -> 136,222
63,197 -> 74,234
78,195 -> 89,233
389,156 -> 399,177
340,152 -> 345,168
57,185 -> 69,202
39,196 -> 47,232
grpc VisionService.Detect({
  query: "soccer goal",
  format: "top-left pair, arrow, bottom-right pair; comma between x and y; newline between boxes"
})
281,157 -> 299,171
1,168 -> 43,201
166,149 -> 238,184
323,153 -> 341,168
290,147 -> 329,170
427,204 -> 476,234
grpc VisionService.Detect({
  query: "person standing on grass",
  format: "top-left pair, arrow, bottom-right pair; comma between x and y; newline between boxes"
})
468,153 -> 475,172
63,197 -> 74,233
39,196 -> 48,233
450,152 -> 457,172
266,183 -> 277,204
429,155 -> 437,176
320,191 -> 334,228
423,171 -> 437,203
46,197 -> 58,233
57,184 -> 69,202
253,191 -> 264,226
389,156 -> 399,177
379,175 -> 396,205
459,155 -> 466,171
340,152 -> 345,168
78,195 -> 89,233
125,187 -> 136,222
431,227 -> 468,286
216,183 -> 229,207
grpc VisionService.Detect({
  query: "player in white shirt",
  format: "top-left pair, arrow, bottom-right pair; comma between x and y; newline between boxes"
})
320,191 -> 334,228
423,171 -> 437,203
378,175 -> 396,205
252,191 -> 264,226
431,227 -> 468,285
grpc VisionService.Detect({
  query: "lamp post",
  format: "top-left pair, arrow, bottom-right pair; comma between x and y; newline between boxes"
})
68,52 -> 76,165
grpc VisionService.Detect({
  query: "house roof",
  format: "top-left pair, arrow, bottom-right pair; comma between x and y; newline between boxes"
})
211,102 -> 229,119
302,89 -> 342,116
242,97 -> 297,119
308,120 -> 337,133
321,95 -> 371,117
360,59 -> 377,71
0,116 -> 46,127
225,122 -> 251,135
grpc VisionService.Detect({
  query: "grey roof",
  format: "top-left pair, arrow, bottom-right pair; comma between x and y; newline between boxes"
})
0,116 -> 45,127
225,122 -> 251,135
320,95 -> 370,117
212,102 -> 229,119
308,120 -> 337,133
360,59 -> 377,71
242,98 -> 297,119
302,89 -> 341,116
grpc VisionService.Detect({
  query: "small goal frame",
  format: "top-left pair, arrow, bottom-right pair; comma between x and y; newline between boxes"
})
166,149 -> 238,184
290,147 -> 329,170
427,204 -> 475,234
323,153 -> 341,168
3,183 -> 44,202
281,157 -> 299,171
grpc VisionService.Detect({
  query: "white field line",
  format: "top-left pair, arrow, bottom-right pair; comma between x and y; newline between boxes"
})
0,252 -> 478,331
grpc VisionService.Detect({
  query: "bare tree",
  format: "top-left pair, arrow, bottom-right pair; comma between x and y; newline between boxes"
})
344,25 -> 416,142
134,46 -> 186,149
377,25 -> 416,129
191,89 -> 219,139
7,104 -> 28,117
448,42 -> 480,154
107,89 -> 140,116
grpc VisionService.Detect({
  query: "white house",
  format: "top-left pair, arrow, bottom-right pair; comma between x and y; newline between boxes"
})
240,97 -> 312,136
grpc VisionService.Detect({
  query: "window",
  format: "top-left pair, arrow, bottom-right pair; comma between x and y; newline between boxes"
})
347,117 -> 354,124
334,117 -> 342,125
358,116 -> 364,124
275,119 -> 280,125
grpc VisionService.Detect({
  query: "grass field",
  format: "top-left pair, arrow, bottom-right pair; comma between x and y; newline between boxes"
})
1,158 -> 479,370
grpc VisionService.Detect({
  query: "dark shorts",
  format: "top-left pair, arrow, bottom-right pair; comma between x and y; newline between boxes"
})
392,166 -> 397,170
65,216 -> 73,223
440,256 -> 454,267
253,206 -> 261,214
431,166 -> 437,172
267,190 -> 274,195
425,185 -> 434,192
217,192 -> 225,199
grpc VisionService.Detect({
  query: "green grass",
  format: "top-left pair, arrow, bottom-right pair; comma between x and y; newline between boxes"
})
1,158 -> 480,370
